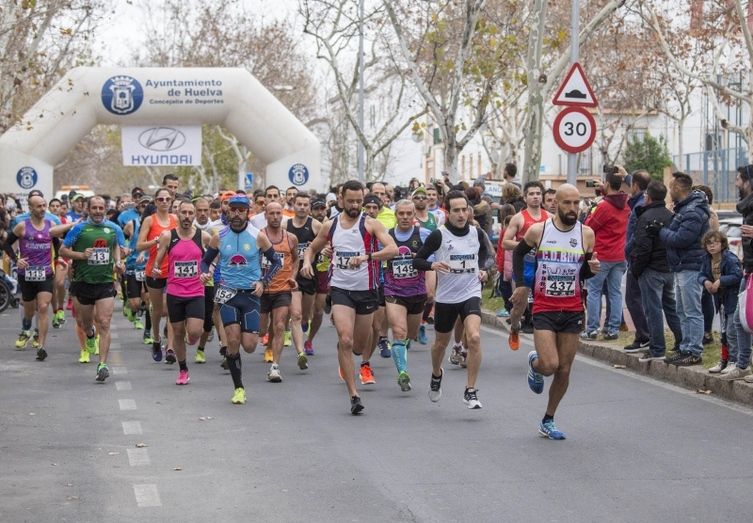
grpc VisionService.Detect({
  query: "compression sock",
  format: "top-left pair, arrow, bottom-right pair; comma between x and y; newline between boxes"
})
226,353 -> 243,389
391,340 -> 407,373
144,308 -> 152,332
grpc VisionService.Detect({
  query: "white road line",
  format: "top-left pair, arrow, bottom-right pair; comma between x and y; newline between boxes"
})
115,381 -> 132,391
112,366 -> 128,375
133,484 -> 161,508
127,448 -> 151,466
119,399 -> 137,411
121,421 -> 142,435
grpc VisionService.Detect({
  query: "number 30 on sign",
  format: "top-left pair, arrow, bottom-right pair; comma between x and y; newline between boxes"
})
553,107 -> 597,154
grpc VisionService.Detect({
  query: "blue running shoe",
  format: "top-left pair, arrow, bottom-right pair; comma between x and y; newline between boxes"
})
418,325 -> 428,345
152,341 -> 163,362
539,419 -> 566,440
527,351 -> 544,394
378,338 -> 391,358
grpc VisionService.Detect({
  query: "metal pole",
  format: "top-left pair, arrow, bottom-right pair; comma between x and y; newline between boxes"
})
357,0 -> 365,182
566,0 -> 580,185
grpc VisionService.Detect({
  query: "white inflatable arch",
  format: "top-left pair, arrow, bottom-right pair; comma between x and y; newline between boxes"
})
0,67 -> 320,198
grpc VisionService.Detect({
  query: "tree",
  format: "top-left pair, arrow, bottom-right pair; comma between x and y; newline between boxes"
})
622,132 -> 671,180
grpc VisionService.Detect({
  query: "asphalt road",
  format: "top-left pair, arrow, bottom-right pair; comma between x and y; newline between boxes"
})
1,304 -> 752,522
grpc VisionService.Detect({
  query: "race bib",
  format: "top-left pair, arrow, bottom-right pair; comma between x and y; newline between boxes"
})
297,242 -> 308,258
135,270 -> 146,282
173,260 -> 198,279
334,250 -> 361,270
544,276 -> 576,297
391,258 -> 417,279
448,254 -> 476,274
25,266 -> 47,282
214,285 -> 237,304
88,248 -> 110,266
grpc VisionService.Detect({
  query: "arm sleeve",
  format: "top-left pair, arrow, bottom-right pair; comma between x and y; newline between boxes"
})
579,252 -> 595,280
413,229 -> 443,271
201,246 -> 219,274
2,231 -> 18,262
261,247 -> 281,285
477,227 -> 492,270
512,240 -> 534,287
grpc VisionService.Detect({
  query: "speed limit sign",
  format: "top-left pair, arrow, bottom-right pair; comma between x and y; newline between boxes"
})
553,107 -> 596,154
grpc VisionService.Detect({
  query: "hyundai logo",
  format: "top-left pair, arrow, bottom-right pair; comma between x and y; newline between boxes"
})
138,127 -> 187,152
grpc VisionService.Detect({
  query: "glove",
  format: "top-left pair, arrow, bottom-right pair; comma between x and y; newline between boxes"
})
645,220 -> 664,237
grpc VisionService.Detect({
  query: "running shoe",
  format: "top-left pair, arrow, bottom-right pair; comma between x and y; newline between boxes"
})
143,332 -> 154,345
720,366 -> 751,380
496,309 -> 510,318
527,350 -> 544,394
51,314 -> 60,329
539,419 -> 566,440
176,369 -> 190,385
359,362 -> 376,385
15,330 -> 32,350
397,371 -> 411,392
428,369 -> 443,402
708,360 -> 728,373
30,329 -> 41,349
508,328 -> 520,351
55,309 -> 65,326
448,343 -> 465,366
267,363 -> 282,382
264,348 -> 273,363
418,325 -> 428,345
350,395 -> 364,415
95,363 -> 110,383
378,338 -> 391,358
195,349 -> 206,364
78,349 -> 90,364
85,332 -> 97,354
304,340 -> 314,356
164,348 -> 177,364
283,330 -> 292,347
297,352 -> 309,370
459,349 -> 468,368
152,341 -> 163,362
463,387 -> 482,409
302,320 -> 310,333
35,347 -> 47,361
231,387 -> 246,405
132,318 -> 145,330
124,307 -> 134,322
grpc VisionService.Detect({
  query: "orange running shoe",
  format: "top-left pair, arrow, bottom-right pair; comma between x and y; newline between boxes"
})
508,329 -> 520,351
359,362 -> 376,385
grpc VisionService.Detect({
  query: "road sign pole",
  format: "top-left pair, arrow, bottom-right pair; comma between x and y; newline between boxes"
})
567,0 -> 580,185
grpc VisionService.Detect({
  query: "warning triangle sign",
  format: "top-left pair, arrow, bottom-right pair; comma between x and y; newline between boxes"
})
552,62 -> 598,108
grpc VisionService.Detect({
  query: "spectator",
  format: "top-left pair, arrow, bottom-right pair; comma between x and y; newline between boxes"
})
623,170 -> 651,352
583,170 -> 630,340
652,172 -> 711,366
503,163 -> 521,189
728,165 -> 753,383
495,207 -> 516,317
631,180 -> 683,360
698,230 -> 743,377
693,184 -> 720,345
502,183 -> 524,212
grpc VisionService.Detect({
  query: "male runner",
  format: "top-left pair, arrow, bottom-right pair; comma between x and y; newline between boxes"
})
122,196 -> 150,341
60,196 -> 126,382
287,193 -> 322,357
153,200 -> 212,385
201,195 -> 280,404
192,196 -> 222,364
260,201 -> 304,382
511,184 -> 600,440
301,180 -> 398,415
283,186 -> 298,218
385,199 -> 432,391
307,199 -> 330,355
412,186 -> 437,345
414,190 -> 490,409
360,193 -> 386,381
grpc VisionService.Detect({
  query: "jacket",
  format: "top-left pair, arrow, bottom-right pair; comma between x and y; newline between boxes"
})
658,190 -> 710,272
584,192 -> 630,262
737,192 -> 753,273
697,249 -> 743,314
624,191 -> 646,259
631,201 -> 674,277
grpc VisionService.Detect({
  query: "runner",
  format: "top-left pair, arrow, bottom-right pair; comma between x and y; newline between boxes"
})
48,197 -> 70,328
287,192 -> 322,358
384,199 -> 432,392
411,186 -> 436,345
153,200 -> 212,385
413,190 -> 491,409
137,188 -> 178,363
307,198 -> 330,355
59,195 -> 126,383
510,184 -> 600,440
192,196 -> 222,364
200,195 -> 280,404
301,180 -> 398,415
360,193 -> 386,382
122,195 -> 150,342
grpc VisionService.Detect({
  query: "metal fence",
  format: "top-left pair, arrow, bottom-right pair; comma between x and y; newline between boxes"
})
674,147 -> 748,203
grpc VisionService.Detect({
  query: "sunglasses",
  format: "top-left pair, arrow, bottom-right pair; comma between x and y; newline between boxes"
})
156,197 -> 171,203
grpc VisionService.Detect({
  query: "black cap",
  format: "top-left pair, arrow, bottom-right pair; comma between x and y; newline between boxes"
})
311,199 -> 326,209
364,194 -> 382,207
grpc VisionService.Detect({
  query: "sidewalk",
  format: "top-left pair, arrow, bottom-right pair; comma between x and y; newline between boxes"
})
480,310 -> 753,406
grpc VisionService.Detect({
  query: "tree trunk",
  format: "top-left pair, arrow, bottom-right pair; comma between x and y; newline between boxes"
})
521,0 -> 548,184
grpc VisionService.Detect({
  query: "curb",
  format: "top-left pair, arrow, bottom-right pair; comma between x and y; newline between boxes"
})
480,311 -> 753,406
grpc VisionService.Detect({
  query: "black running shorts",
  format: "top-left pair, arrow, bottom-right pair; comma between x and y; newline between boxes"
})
330,287 -> 378,315
384,294 -> 428,316
433,297 -> 482,333
166,294 -> 205,323
70,282 -> 117,305
532,310 -> 584,333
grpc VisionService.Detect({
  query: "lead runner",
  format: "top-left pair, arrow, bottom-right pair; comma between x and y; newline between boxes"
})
510,184 -> 600,440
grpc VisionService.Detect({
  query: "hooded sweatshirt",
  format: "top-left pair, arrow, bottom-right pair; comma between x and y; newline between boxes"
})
584,192 -> 630,262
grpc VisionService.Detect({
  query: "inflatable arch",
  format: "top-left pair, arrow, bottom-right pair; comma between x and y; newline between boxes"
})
0,67 -> 320,199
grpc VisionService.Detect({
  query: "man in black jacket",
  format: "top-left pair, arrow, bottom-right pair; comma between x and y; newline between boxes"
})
631,181 -> 682,361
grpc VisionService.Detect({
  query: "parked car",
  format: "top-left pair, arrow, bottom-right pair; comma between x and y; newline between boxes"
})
719,217 -> 743,259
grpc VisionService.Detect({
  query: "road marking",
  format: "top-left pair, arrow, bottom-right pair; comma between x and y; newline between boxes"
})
119,399 -> 137,411
112,366 -> 128,375
109,352 -> 124,365
122,421 -> 142,435
127,448 -> 151,466
115,380 -> 132,391
133,484 -> 161,508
